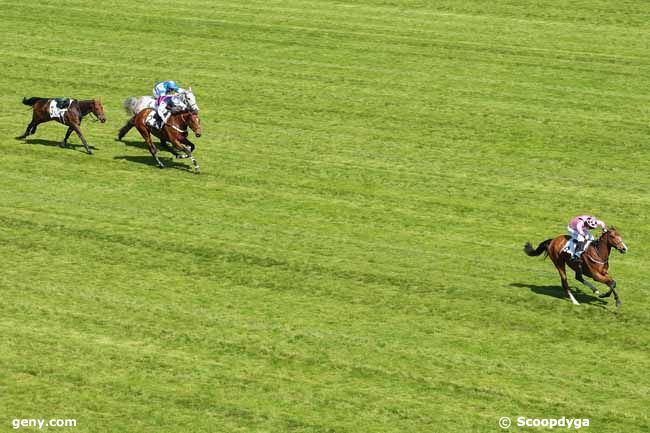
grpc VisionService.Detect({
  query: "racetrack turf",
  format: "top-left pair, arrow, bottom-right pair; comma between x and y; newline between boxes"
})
1,1 -> 649,432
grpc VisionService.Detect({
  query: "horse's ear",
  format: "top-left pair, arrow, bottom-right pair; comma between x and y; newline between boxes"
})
188,86 -> 192,92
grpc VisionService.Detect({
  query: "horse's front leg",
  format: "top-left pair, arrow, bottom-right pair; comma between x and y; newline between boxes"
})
183,137 -> 196,152
181,144 -> 200,173
594,272 -> 621,307
69,122 -> 92,155
575,271 -> 600,295
161,139 -> 185,159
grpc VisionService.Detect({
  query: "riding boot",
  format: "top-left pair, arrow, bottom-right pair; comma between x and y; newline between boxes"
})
569,241 -> 584,265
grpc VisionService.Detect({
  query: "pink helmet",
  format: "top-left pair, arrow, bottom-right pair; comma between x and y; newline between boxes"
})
585,216 -> 598,228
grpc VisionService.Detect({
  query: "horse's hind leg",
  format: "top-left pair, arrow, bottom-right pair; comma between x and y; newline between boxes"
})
144,132 -> 164,168
556,263 -> 579,305
134,117 -> 164,168
17,120 -> 37,139
61,127 -> 74,148
117,117 -> 135,141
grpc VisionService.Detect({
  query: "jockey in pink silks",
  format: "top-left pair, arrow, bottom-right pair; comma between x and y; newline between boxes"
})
566,215 -> 606,261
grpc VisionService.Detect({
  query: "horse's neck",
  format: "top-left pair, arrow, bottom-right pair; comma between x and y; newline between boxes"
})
77,100 -> 91,116
169,113 -> 188,129
594,235 -> 611,259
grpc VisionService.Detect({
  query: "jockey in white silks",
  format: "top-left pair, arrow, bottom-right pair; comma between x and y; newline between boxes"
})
566,215 -> 606,262
152,80 -> 186,128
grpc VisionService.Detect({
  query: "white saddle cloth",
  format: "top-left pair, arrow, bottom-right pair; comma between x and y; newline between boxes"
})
146,111 -> 159,128
49,99 -> 72,120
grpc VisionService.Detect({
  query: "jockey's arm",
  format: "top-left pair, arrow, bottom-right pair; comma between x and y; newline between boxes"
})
595,219 -> 606,230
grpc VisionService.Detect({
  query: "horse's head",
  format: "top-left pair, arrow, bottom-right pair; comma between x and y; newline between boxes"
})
603,227 -> 628,254
91,99 -> 106,123
180,87 -> 199,113
188,112 -> 201,138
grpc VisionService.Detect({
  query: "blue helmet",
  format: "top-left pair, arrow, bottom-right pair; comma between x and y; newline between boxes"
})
166,81 -> 179,92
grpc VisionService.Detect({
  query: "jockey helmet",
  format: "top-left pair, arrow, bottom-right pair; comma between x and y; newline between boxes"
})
166,81 -> 179,92
585,216 -> 597,228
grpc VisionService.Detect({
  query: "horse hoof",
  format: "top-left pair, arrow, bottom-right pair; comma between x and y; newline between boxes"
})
616,299 -> 622,307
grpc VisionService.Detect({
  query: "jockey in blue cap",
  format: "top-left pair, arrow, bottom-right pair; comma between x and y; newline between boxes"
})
153,80 -> 180,97
152,80 -> 185,128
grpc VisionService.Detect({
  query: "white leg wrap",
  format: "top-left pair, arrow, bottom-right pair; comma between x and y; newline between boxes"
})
567,290 -> 580,305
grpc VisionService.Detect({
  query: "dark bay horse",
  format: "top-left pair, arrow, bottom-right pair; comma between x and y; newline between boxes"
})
133,109 -> 201,172
524,228 -> 628,307
17,97 -> 106,154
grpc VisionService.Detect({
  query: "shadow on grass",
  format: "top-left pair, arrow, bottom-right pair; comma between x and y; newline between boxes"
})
113,155 -> 190,171
510,282 -> 609,306
116,138 -> 148,151
21,138 -> 97,152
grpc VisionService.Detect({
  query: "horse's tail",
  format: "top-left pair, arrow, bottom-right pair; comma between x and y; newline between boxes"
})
123,97 -> 139,116
524,239 -> 552,258
22,97 -> 46,106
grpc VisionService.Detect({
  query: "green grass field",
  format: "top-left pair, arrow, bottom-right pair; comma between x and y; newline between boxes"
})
1,1 -> 649,432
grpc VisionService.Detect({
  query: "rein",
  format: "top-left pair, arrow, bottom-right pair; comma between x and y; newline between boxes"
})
584,234 -> 610,266
165,112 -> 195,134
585,253 -> 608,265
167,124 -> 187,133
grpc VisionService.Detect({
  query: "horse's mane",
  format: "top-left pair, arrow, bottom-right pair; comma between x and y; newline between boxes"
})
594,226 -> 617,248
22,97 -> 49,106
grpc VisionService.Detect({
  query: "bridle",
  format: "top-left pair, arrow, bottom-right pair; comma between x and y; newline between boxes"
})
583,230 -> 623,266
86,101 -> 103,122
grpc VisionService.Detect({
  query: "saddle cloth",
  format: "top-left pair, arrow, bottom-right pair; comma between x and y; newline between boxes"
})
562,239 -> 590,256
49,98 -> 73,120
146,111 -> 159,128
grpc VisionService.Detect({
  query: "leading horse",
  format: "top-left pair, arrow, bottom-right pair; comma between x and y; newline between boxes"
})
17,97 -> 106,154
524,227 -> 628,307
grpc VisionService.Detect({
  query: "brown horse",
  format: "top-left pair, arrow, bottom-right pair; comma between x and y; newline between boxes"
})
132,109 -> 201,172
524,227 -> 628,307
17,97 -> 106,154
